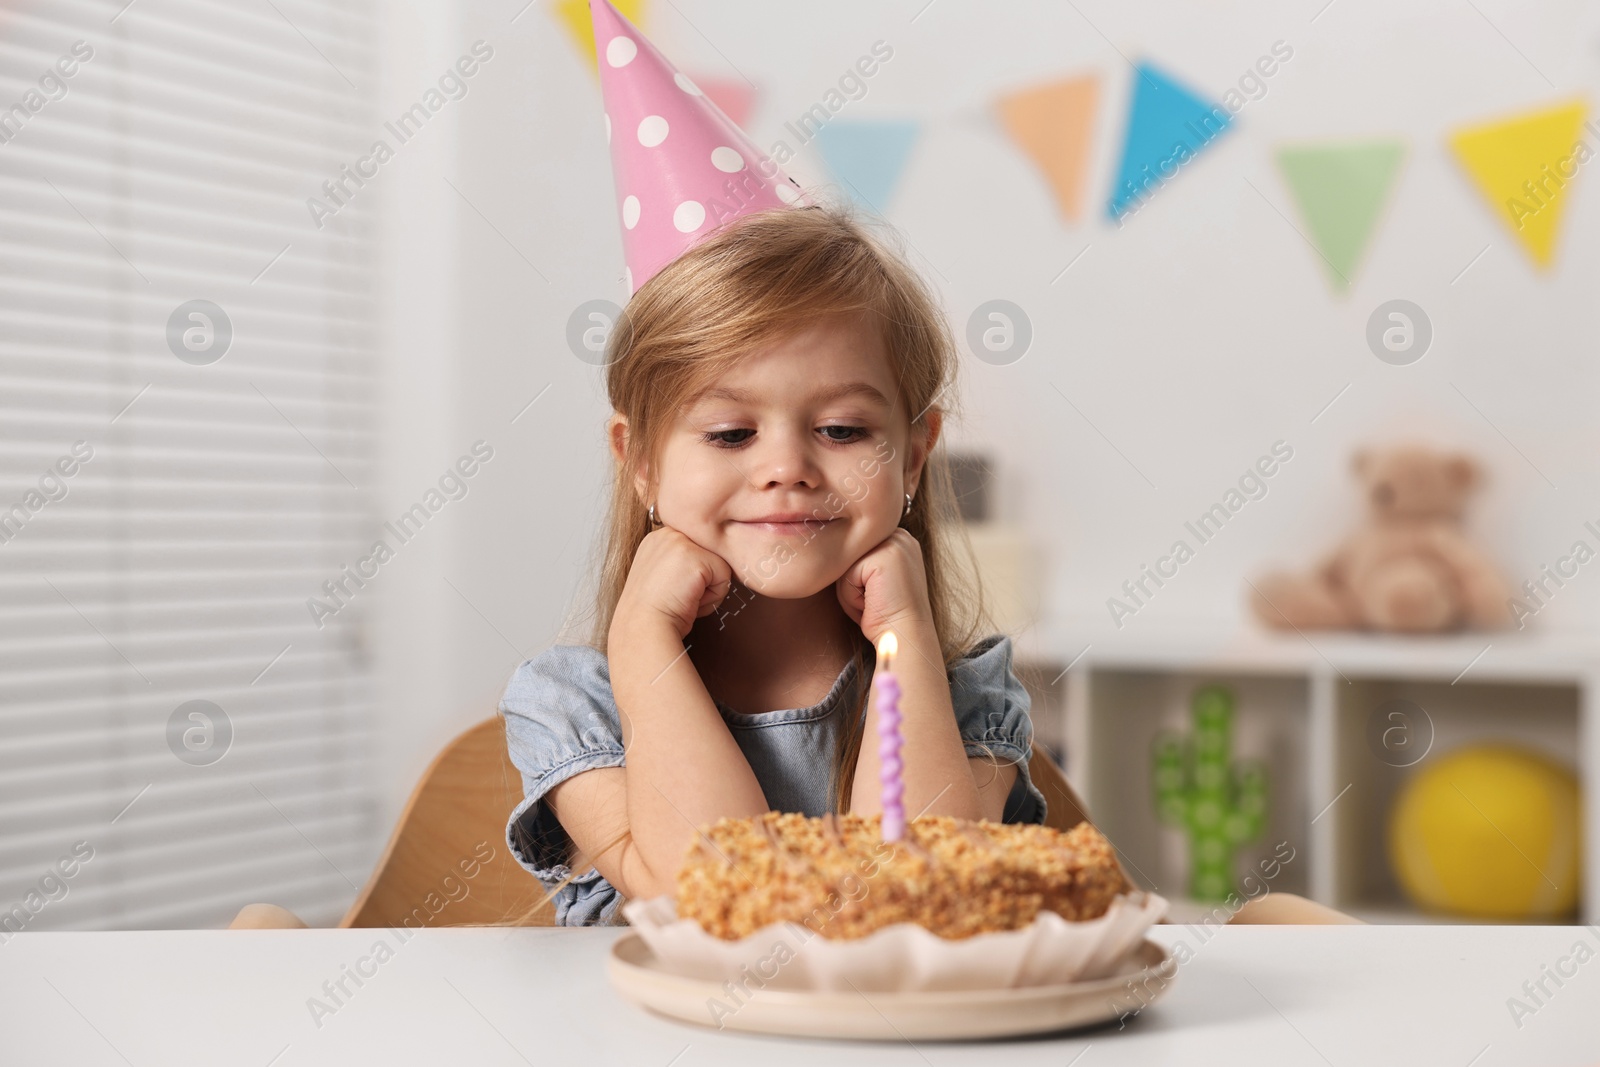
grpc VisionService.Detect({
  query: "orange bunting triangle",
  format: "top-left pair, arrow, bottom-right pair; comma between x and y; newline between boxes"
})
995,75 -> 1099,223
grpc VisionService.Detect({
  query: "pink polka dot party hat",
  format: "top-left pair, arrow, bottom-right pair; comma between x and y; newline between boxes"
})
588,0 -> 810,295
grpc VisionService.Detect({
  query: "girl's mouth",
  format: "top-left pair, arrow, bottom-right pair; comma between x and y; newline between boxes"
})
735,519 -> 836,536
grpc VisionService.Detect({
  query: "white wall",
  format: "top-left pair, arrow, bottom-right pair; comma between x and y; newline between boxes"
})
366,0 -> 1600,856
365,0 -> 464,855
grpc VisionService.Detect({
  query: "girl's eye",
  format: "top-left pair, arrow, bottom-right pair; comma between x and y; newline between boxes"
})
698,426 -> 869,449
701,429 -> 754,448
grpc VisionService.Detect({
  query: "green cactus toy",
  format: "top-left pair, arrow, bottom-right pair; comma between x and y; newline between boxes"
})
1152,685 -> 1269,901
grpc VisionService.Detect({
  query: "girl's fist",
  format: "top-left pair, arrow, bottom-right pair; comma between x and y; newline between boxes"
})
835,528 -> 934,645
614,526 -> 735,642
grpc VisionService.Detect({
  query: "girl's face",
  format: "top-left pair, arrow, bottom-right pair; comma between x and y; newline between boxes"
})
616,311 -> 938,598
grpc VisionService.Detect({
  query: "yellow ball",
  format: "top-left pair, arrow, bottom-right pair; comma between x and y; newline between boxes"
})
1388,744 -> 1581,919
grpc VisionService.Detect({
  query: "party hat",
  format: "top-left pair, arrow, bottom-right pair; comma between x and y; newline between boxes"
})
588,0 -> 808,294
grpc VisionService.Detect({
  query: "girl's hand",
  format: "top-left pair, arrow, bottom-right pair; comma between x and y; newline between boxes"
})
835,528 -> 935,645
613,526 -> 736,642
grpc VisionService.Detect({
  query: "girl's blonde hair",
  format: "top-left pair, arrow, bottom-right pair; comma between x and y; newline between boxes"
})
498,197 -> 999,926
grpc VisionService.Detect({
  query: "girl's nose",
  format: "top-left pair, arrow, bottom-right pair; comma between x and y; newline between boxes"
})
751,426 -> 823,488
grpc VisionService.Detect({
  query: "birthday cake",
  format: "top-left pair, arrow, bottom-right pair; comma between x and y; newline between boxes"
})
674,810 -> 1132,941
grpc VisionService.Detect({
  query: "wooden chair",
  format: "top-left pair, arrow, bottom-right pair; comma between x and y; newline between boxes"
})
229,718 -> 1097,930
1027,741 -> 1093,834
230,717 -> 555,930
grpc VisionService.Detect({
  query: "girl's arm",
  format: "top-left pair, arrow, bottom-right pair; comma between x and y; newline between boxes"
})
607,615 -> 770,897
543,766 -> 654,899
1229,892 -> 1364,924
549,526 -> 768,901
968,755 -> 1020,823
849,617 -> 985,824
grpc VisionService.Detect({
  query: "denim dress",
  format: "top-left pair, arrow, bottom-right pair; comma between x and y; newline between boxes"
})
498,633 -> 1049,926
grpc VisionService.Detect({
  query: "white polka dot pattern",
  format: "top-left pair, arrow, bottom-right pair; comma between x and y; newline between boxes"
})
605,36 -> 637,67
588,0 -> 808,295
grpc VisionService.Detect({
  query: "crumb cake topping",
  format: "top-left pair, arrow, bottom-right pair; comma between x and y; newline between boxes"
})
674,811 -> 1131,941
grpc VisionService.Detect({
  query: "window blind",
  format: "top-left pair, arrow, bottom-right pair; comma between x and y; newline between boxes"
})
0,0 -> 379,930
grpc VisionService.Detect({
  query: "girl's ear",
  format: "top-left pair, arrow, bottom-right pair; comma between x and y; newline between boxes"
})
904,409 -> 943,499
608,413 -> 650,500
607,412 -> 629,465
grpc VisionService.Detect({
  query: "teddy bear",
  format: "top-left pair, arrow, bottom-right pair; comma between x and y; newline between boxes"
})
1249,443 -> 1512,633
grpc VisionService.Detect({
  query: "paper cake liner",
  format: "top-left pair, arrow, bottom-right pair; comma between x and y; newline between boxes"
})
620,890 -> 1168,993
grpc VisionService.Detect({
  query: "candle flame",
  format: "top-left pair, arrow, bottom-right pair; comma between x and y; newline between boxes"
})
876,631 -> 897,658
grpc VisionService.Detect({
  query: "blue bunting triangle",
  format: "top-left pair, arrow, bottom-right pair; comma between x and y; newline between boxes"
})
1107,62 -> 1234,222
814,120 -> 921,214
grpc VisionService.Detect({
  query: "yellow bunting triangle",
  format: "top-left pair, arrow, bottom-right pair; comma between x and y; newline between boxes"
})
554,0 -> 648,77
995,75 -> 1099,223
1448,98 -> 1589,267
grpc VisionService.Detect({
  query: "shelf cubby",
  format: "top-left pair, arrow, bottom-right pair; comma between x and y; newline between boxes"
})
1014,620 -> 1600,923
1328,676 -> 1581,918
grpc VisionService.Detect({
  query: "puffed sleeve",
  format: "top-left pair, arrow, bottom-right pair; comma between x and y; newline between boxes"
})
499,643 -> 627,926
949,634 -> 1048,825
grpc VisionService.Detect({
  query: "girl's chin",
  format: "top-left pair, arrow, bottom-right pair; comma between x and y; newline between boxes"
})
730,563 -> 843,600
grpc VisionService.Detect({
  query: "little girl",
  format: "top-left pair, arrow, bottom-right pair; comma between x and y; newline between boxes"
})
498,203 -> 1048,926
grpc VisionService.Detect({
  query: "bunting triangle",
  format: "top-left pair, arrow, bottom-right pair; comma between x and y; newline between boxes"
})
1449,98 -> 1589,267
1107,62 -> 1233,222
995,75 -> 1099,223
555,0 -> 648,76
690,75 -> 757,129
1275,140 -> 1406,291
814,120 -> 921,214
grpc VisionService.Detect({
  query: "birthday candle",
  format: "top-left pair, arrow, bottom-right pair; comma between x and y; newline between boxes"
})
875,630 -> 904,841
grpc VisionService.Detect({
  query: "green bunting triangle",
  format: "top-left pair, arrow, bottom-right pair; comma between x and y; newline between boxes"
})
1274,140 -> 1406,291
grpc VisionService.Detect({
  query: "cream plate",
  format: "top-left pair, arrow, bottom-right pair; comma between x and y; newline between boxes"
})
607,932 -> 1174,1040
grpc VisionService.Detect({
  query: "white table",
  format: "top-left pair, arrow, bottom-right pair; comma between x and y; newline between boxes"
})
2,925 -> 1596,1064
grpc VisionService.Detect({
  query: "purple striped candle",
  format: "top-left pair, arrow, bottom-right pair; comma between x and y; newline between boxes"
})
875,630 -> 904,841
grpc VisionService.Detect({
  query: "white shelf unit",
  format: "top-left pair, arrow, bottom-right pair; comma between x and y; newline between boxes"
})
1014,621 -> 1600,924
